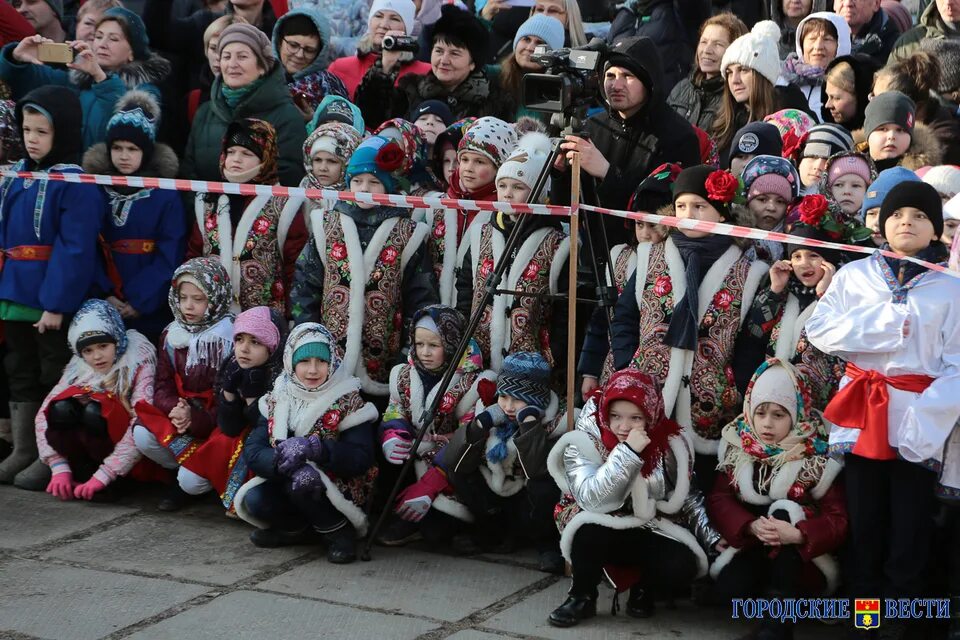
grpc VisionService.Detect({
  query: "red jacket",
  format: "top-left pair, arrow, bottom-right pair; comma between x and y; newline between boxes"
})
155,334 -> 221,441
0,3 -> 35,46
328,52 -> 431,101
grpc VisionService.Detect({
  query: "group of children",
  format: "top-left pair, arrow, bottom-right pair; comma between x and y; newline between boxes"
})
1,69 -> 960,639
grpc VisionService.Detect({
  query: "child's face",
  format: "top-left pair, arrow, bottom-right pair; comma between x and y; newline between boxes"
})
868,124 -> 910,160
110,140 -> 144,176
943,219 -> 959,247
790,249 -> 828,287
748,194 -> 788,231
607,399 -> 647,443
884,206 -> 937,256
177,281 -> 209,324
294,357 -> 330,388
799,156 -> 828,187
311,150 -> 344,187
349,173 -> 388,209
442,145 -> 458,183
22,111 -> 53,162
753,402 -> 793,446
830,174 -> 867,216
634,220 -> 664,243
864,207 -> 884,246
497,394 -> 529,421
414,327 -> 445,372
81,342 -> 117,374
234,333 -> 271,369
415,114 -> 446,145
458,151 -> 497,191
224,145 -> 260,180
730,154 -> 755,178
496,177 -> 531,204
674,194 -> 723,238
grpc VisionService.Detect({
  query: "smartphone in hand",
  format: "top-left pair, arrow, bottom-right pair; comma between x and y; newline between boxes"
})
38,42 -> 74,64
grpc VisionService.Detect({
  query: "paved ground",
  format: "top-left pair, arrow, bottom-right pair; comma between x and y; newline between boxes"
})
0,485 -> 847,640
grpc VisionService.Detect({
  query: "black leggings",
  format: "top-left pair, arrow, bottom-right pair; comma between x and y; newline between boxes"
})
452,471 -> 560,549
569,524 -> 699,598
45,399 -> 113,482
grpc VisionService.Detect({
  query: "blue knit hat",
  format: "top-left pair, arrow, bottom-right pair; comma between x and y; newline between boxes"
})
513,15 -> 565,52
498,352 -> 551,410
345,135 -> 398,193
862,167 -> 920,218
101,7 -> 150,61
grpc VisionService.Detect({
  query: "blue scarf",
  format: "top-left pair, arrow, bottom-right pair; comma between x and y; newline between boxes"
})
487,421 -> 519,464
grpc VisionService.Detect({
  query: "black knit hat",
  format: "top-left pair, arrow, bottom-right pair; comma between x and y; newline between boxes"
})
786,224 -> 844,267
629,163 -> 681,213
673,164 -> 739,221
225,120 -> 264,160
727,122 -> 782,168
105,90 -> 159,166
879,181 -> 943,239
432,5 -> 487,67
864,91 -> 916,138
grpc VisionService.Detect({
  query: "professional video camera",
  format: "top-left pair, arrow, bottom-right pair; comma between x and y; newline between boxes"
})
521,38 -> 606,117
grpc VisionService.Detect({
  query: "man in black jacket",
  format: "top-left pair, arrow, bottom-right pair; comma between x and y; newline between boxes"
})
835,0 -> 900,66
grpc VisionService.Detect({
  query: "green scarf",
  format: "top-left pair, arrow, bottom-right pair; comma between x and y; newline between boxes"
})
221,76 -> 266,108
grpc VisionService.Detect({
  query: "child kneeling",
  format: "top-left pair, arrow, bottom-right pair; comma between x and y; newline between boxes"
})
234,323 -> 379,564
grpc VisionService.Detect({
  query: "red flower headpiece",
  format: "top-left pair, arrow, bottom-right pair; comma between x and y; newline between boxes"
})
797,194 -> 829,227
375,141 -> 404,172
704,170 -> 740,204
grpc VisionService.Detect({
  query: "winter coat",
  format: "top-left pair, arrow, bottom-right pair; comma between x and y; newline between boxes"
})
667,73 -> 725,132
852,120 -> 944,171
288,0 -> 370,60
181,64 -> 307,186
0,45 -> 170,151
850,8 -> 901,66
153,330 -> 223,441
821,54 -> 878,131
766,0 -> 830,59
892,1 -> 960,60
605,0 -> 693,93
327,44 -> 431,100
83,142 -> 186,341
577,242 -> 637,381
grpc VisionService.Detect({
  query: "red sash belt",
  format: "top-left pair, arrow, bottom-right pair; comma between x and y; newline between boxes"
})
174,372 -> 215,410
0,244 -> 52,270
111,239 -> 156,255
823,362 -> 934,460
98,237 -> 155,299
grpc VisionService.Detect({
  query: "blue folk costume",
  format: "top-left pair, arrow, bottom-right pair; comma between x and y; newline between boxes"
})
83,91 -> 186,343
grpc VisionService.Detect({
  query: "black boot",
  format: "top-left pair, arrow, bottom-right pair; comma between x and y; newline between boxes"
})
249,526 -> 317,548
157,484 -> 192,512
376,517 -> 423,547
548,593 -> 597,628
322,523 -> 357,564
626,586 -> 655,618
537,549 -> 565,575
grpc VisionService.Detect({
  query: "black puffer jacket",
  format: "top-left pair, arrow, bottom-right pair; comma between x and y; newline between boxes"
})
605,0 -> 694,94
667,73 -> 725,132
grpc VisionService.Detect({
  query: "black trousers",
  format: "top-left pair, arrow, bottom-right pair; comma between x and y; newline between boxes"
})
45,399 -> 113,482
569,523 -> 700,598
844,454 -> 938,598
3,320 -> 71,402
452,471 -> 560,549
241,478 -> 348,533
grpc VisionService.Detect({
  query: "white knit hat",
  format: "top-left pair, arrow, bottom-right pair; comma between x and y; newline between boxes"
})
457,116 -> 518,168
748,361 -> 798,426
496,132 -> 553,196
721,20 -> 782,86
945,192 -> 960,222
368,0 -> 416,35
922,165 -> 960,199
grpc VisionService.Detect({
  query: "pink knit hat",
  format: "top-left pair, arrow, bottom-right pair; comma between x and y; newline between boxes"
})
233,306 -> 280,353
748,173 -> 794,202
827,155 -> 872,187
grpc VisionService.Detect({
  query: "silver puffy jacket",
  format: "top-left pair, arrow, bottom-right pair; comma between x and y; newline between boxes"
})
562,399 -> 721,551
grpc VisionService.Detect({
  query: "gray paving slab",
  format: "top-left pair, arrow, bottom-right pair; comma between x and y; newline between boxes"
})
125,590 -> 440,640
0,558 -> 209,640
45,512 -> 308,585
256,547 -> 546,622
446,631 -> 516,640
0,486 -> 136,550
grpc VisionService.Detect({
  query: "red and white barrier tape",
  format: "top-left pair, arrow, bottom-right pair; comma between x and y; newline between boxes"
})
3,169 -> 956,276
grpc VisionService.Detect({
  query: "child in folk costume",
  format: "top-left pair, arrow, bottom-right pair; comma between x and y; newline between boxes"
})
83,91 -> 187,344
373,118 -> 442,196
610,165 -> 767,482
235,323 -> 379,564
376,305 -> 492,546
708,360 -> 847,640
300,120 -> 363,205
429,117 -> 517,304
133,257 -> 235,512
737,154 -> 801,264
819,151 -> 876,221
806,181 -> 960,627
861,167 -> 922,247
290,134 -> 439,401
0,87 -> 105,488
578,165 -> 676,399
176,306 -> 287,514
35,300 -> 164,501
546,369 -> 721,628
434,352 -> 565,573
187,118 -> 308,315
943,192 -> 960,251
454,132 -> 569,374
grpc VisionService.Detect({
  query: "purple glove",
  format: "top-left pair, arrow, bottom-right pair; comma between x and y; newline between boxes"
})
276,435 -> 324,475
288,464 -> 326,498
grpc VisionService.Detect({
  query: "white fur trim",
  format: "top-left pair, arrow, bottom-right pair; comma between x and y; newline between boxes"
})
432,494 -> 475,522
774,294 -> 818,363
768,498 -> 807,524
479,432 -> 525,497
437,208 -> 459,306
549,236 -> 570,296
709,545 -> 739,581
269,377 -> 364,440
227,193 -> 272,314
314,464 -> 369,537
768,459 -> 804,500
739,259 -> 770,326
233,476 -> 269,528
768,499 -> 840,594
455,370 -> 497,417
656,435 -> 692,514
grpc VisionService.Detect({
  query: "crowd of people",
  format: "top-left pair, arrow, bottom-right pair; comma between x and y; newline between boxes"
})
1,0 -> 960,637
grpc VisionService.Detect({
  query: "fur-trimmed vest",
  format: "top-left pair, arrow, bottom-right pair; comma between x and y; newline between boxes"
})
546,405 -> 715,577
195,193 -> 303,314
456,222 -> 570,371
429,207 -> 490,305
310,208 -> 430,396
233,377 -> 380,535
630,239 -> 767,453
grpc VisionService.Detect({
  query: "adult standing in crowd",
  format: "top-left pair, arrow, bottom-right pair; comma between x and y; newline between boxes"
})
479,0 -> 590,68
835,0 -> 900,65
822,53 -> 879,130
781,12 -> 851,122
180,22 -> 306,185
15,0 -> 66,43
74,0 -> 122,45
893,0 -> 960,59
605,0 -> 696,93
767,0 -> 827,58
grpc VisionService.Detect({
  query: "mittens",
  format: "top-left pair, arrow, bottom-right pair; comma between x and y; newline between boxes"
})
238,367 -> 270,400
475,404 -> 507,432
517,406 -> 544,429
289,464 -> 326,498
276,435 -> 324,475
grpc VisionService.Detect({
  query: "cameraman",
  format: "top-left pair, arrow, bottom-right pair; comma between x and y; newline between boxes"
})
554,36 -> 700,226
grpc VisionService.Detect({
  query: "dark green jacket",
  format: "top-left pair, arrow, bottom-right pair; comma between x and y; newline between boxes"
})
181,64 -> 307,186
892,1 -> 960,61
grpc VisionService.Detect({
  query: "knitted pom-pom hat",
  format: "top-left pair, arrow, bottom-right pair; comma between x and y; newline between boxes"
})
497,352 -> 551,410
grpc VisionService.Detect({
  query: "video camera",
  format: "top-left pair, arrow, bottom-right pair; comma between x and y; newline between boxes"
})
521,38 -> 606,117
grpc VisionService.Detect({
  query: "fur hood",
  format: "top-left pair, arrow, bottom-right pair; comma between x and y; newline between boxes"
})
69,53 -> 171,91
852,121 -> 944,171
82,141 -> 179,178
